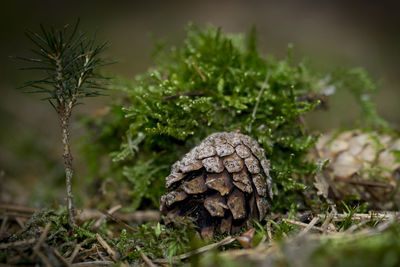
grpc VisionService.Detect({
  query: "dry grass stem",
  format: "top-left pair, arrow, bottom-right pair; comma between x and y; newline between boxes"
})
95,233 -> 119,262
31,222 -> 52,259
54,248 -> 72,267
0,238 -> 37,249
136,245 -> 157,267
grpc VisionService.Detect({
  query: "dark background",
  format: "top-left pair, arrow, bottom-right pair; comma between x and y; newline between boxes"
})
1,0 -> 399,207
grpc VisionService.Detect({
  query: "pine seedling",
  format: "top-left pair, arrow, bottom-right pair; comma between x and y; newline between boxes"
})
16,20 -> 110,226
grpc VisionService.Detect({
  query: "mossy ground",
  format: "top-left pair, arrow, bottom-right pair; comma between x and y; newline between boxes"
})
1,205 -> 400,266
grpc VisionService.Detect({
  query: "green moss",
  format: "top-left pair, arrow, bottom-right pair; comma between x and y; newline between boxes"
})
114,217 -> 199,263
10,209 -> 69,241
80,24 -> 386,212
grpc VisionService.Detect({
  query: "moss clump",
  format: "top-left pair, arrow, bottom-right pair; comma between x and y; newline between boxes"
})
80,24 -> 385,212
114,217 -> 199,263
10,209 -> 70,242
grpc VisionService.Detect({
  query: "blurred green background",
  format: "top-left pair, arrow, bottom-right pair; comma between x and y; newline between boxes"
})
1,0 -> 399,207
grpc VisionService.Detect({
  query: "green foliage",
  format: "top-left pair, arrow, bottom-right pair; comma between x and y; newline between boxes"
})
10,209 -> 69,241
271,219 -> 295,240
253,221 -> 267,246
9,209 -> 102,245
17,19 -> 110,107
80,24 -> 386,212
73,222 -> 97,239
335,201 -> 369,231
115,217 -> 198,263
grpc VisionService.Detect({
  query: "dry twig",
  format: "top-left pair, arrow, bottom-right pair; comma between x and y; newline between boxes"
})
344,220 -> 369,234
0,238 -> 37,249
36,250 -> 52,267
136,245 -> 157,267
0,203 -> 37,214
335,176 -> 393,188
190,58 -> 207,81
54,248 -> 72,267
298,217 -> 320,236
99,209 -> 139,233
1,212 -> 32,218
93,205 -> 121,229
14,217 -> 26,229
316,211 -> 400,222
257,235 -> 267,247
285,219 -> 327,233
68,244 -> 81,263
322,210 -> 335,234
31,222 -> 52,259
95,233 -> 119,262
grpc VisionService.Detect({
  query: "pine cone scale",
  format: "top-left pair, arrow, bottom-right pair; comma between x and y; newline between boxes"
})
227,189 -> 246,220
205,171 -> 233,196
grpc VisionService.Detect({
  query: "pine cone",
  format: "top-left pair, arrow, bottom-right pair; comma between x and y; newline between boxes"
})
314,130 -> 400,208
160,131 -> 273,238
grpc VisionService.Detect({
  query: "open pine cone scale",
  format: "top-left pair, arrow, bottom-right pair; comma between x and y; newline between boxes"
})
160,131 -> 273,238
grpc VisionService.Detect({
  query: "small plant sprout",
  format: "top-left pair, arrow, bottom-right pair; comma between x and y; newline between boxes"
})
16,20 -> 110,226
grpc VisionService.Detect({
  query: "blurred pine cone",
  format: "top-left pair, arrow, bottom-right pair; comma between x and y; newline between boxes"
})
314,130 -> 400,209
160,131 -> 273,238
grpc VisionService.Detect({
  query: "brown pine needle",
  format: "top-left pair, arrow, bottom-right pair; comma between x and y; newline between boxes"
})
68,244 -> 81,263
93,205 -> 122,229
54,248 -> 72,267
298,217 -> 320,236
322,210 -> 335,234
95,233 -> 119,262
334,176 -> 393,188
0,204 -> 37,214
0,238 -> 37,249
136,245 -> 157,267
99,209 -> 139,233
31,222 -> 51,259
286,219 -> 326,233
37,251 -> 52,267
190,58 -> 207,81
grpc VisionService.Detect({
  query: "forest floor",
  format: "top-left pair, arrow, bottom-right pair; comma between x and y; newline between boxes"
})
1,201 -> 400,266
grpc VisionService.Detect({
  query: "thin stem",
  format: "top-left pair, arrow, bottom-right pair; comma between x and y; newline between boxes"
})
60,109 -> 76,227
55,50 -> 77,227
248,71 -> 270,133
55,57 -> 65,106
